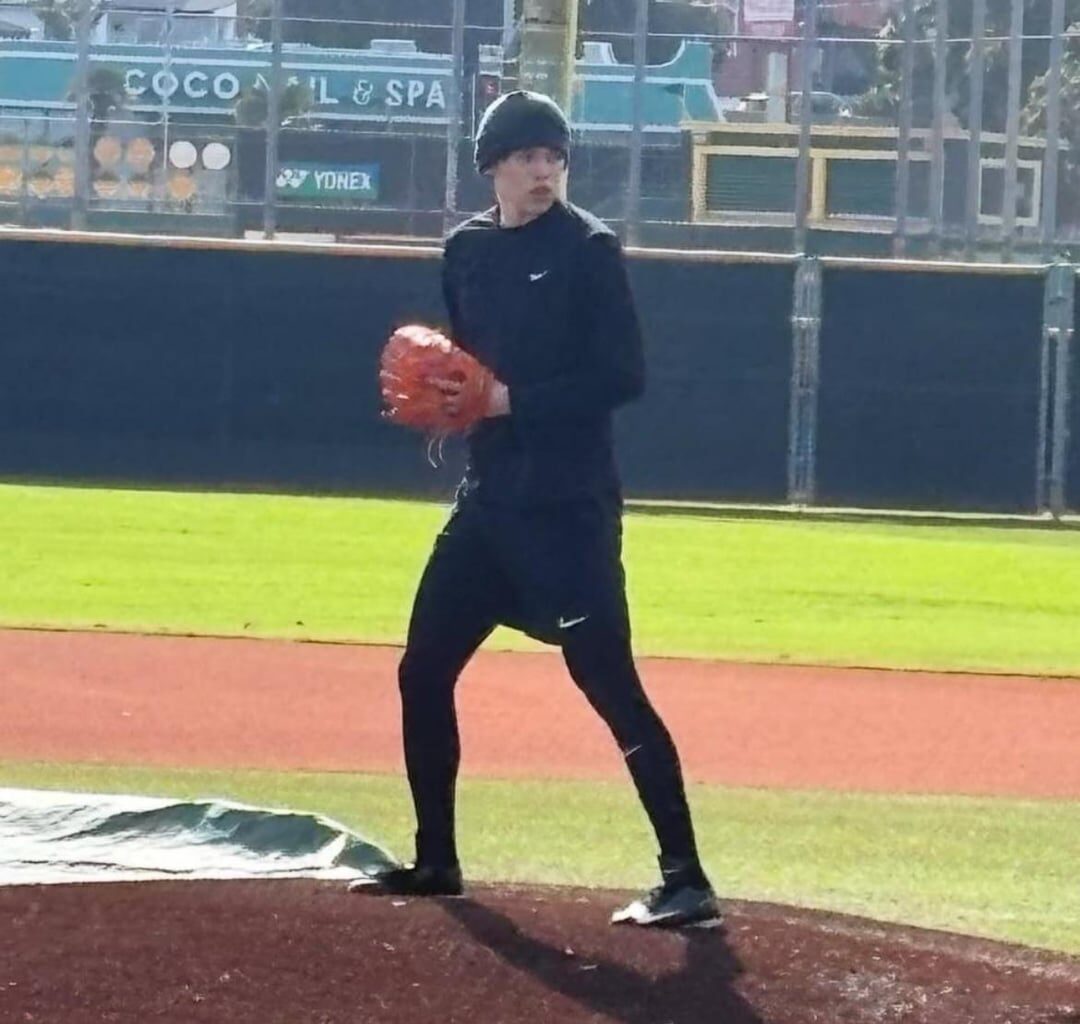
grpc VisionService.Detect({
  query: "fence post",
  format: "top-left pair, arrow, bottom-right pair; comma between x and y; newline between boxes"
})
71,0 -> 94,231
1001,0 -> 1024,261
262,0 -> 283,239
444,0 -> 467,235
1041,0 -> 1066,255
1038,262 -> 1074,517
1051,293 -> 1074,517
625,0 -> 648,246
929,0 -> 947,255
964,0 -> 987,260
788,256 -> 823,505
793,0 -> 817,254
893,0 -> 916,258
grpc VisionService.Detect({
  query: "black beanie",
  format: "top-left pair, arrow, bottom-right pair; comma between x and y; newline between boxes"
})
474,90 -> 571,173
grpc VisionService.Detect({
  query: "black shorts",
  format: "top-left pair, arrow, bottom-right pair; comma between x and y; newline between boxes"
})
422,490 -> 630,647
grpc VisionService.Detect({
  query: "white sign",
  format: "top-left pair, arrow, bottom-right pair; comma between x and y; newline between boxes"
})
121,67 -> 447,112
744,0 -> 795,36
744,0 -> 795,20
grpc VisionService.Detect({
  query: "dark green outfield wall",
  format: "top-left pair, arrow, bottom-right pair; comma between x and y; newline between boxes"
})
0,233 -> 1069,512
816,269 -> 1045,513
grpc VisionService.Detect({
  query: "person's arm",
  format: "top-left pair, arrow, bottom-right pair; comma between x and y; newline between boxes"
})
441,242 -> 465,343
509,232 -> 645,428
436,240 -> 511,418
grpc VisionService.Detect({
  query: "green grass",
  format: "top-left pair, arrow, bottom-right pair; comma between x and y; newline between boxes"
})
2,760 -> 1078,955
2,482 -> 1080,674
2,483 -> 1079,954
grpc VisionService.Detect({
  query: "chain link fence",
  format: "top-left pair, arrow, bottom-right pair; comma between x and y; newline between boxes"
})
0,0 -> 1077,261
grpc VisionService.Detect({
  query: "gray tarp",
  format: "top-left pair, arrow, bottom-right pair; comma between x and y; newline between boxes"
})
0,788 -> 397,885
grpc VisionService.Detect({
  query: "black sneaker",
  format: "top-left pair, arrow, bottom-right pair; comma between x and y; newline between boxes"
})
348,863 -> 463,897
611,860 -> 721,928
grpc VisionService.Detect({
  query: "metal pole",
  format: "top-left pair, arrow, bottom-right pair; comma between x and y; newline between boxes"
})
444,0 -> 466,235
1041,0 -> 1066,254
71,0 -> 94,231
1050,311 -> 1073,517
964,0 -> 987,259
503,0 -> 517,50
625,0 -> 648,246
793,0 -> 817,254
262,0 -> 283,239
163,0 -> 175,214
1037,311 -> 1052,511
1001,0 -> 1024,260
1040,263 -> 1075,517
788,256 -> 823,505
519,0 -> 578,112
562,0 -> 579,115
893,0 -> 916,258
19,117 -> 30,224
929,0 -> 948,254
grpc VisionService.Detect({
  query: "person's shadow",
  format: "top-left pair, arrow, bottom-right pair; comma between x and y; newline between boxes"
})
442,895 -> 766,1024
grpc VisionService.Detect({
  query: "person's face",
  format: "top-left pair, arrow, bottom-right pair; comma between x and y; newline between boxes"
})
490,146 -> 567,225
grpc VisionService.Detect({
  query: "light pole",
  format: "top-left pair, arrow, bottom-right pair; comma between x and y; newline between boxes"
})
518,0 -> 579,112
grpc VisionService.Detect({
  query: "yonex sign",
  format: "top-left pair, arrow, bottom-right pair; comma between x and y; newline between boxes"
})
276,162 -> 379,200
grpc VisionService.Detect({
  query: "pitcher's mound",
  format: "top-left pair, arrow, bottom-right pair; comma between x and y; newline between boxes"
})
1,879 -> 1077,1023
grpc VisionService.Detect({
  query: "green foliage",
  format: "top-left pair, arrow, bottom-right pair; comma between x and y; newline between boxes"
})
1023,31 -> 1080,220
31,0 -> 104,41
853,0 -> 1080,223
235,0 -> 273,41
856,0 -> 1080,132
85,67 -> 127,123
233,80 -> 315,127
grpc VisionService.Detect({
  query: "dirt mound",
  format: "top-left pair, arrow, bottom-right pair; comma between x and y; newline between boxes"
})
1,880 -> 1076,1023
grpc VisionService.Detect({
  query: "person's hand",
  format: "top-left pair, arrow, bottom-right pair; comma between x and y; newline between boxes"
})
432,376 -> 509,420
486,380 -> 510,417
431,377 -> 465,419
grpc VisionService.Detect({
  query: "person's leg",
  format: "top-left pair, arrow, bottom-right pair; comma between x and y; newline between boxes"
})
562,623 -> 719,925
401,504 -> 508,868
561,621 -> 704,880
550,503 -> 715,924
353,503 -> 507,894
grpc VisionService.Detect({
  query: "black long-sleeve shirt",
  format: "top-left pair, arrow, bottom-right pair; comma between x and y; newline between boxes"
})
442,201 -> 645,506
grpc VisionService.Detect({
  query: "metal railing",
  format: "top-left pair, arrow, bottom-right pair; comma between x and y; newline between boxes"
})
0,0 -> 1076,261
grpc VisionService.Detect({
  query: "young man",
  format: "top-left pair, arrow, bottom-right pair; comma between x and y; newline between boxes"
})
353,91 -> 717,927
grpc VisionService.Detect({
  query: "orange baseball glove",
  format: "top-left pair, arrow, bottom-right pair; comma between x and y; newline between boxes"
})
379,324 -> 494,435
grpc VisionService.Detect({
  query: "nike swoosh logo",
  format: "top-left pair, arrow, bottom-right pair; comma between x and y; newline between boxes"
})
529,271 -> 550,282
557,615 -> 588,630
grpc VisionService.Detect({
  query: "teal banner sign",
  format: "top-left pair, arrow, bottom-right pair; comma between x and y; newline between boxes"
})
0,41 -> 458,122
0,39 -> 725,128
276,162 -> 379,201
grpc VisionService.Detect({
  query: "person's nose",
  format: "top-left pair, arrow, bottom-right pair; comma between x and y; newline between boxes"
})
534,159 -> 558,183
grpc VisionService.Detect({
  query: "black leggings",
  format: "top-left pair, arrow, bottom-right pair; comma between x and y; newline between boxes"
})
396,498 -> 700,871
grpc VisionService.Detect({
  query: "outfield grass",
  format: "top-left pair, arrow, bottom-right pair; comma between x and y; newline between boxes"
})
2,482 -> 1080,674
2,761 -> 1077,955
2,483 -> 1079,954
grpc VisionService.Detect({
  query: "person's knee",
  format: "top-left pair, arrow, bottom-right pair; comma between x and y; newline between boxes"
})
564,632 -> 655,722
398,646 -> 456,704
398,649 -> 426,698
562,622 -> 635,683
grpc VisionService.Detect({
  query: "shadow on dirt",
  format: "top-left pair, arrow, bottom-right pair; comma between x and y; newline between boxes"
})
444,897 -> 765,1024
